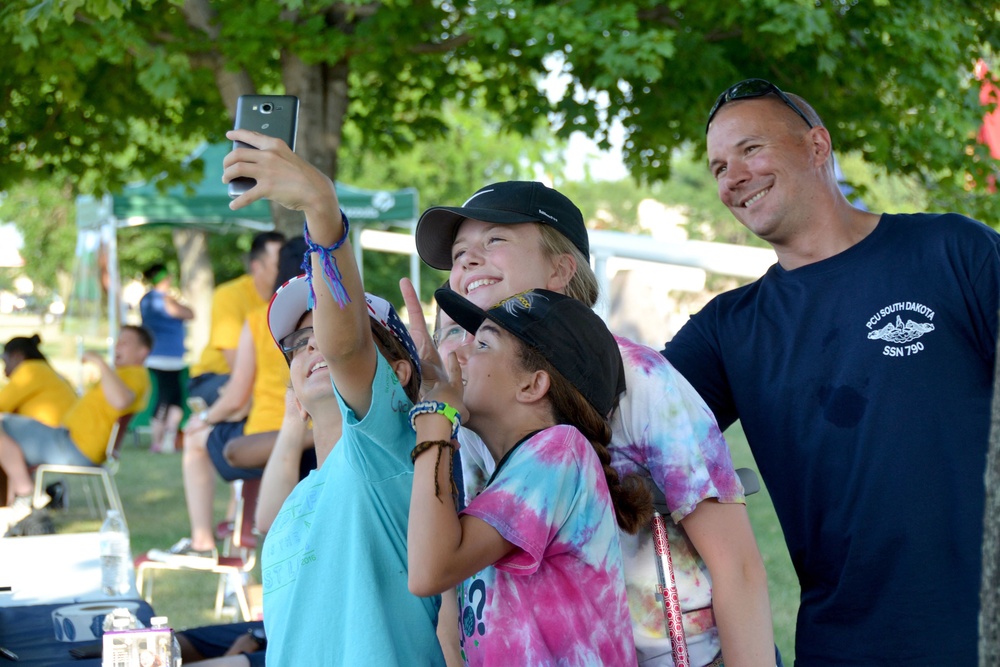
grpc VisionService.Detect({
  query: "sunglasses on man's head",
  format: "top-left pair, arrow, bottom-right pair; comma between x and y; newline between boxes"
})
279,326 -> 314,361
706,78 -> 814,133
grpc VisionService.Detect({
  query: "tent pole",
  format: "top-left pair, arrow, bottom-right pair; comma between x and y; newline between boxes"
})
410,249 -> 421,302
353,223 -> 363,284
104,195 -> 120,361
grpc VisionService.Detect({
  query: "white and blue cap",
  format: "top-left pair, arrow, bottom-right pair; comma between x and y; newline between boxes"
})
364,292 -> 422,379
268,275 -> 311,350
268,275 -> 421,380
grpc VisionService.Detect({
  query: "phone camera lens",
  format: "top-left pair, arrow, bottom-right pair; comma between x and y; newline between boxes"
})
261,103 -> 273,114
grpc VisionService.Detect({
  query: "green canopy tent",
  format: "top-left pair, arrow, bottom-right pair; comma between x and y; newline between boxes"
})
109,143 -> 420,231
70,142 -> 420,355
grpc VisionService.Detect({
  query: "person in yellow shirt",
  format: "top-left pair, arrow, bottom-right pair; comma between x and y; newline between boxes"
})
0,334 -> 77,427
187,231 -> 285,407
0,325 -> 152,510
150,239 -> 303,564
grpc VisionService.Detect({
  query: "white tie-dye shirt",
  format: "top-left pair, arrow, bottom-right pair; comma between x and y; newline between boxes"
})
457,424 -> 636,666
460,335 -> 744,666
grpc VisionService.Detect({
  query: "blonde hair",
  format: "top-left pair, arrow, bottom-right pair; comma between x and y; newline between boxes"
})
537,225 -> 599,307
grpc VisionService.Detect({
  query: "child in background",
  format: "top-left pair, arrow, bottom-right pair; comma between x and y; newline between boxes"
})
408,287 -> 653,666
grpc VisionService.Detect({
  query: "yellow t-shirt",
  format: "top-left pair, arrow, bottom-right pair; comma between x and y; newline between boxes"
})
244,306 -> 289,435
0,359 -> 77,427
64,366 -> 151,463
191,274 -> 267,377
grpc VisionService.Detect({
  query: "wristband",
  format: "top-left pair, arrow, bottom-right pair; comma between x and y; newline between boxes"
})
304,211 -> 351,310
409,401 -> 461,439
197,410 -> 213,426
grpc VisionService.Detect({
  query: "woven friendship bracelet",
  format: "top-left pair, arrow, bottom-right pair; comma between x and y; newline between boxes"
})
408,400 -> 461,439
303,210 -> 351,310
411,439 -> 458,501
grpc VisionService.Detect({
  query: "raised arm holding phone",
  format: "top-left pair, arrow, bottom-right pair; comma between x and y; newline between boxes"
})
222,129 -> 447,667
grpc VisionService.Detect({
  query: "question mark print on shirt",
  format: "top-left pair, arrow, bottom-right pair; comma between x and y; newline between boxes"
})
462,579 -> 487,637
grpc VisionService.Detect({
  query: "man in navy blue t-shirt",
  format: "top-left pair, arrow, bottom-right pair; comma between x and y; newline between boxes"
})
663,79 -> 1000,666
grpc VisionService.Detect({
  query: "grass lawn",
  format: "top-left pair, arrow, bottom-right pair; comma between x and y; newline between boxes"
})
44,420 -> 800,660
114,434 -> 238,631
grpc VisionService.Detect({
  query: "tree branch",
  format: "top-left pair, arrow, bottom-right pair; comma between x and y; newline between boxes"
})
182,0 -> 254,117
410,33 -> 473,54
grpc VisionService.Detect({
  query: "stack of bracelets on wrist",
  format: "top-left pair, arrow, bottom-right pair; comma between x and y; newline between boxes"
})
409,401 -> 462,501
408,401 -> 461,439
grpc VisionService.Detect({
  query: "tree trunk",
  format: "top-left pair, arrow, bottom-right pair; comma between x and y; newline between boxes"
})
183,2 -> 348,239
172,228 -> 214,369
273,52 -> 349,237
182,0 -> 254,117
981,323 -> 1000,665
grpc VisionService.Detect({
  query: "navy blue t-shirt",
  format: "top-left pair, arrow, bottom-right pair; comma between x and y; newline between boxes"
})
663,213 -> 1000,665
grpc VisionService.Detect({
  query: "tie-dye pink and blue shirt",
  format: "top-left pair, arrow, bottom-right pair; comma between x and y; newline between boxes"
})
457,423 -> 636,667
460,335 -> 744,666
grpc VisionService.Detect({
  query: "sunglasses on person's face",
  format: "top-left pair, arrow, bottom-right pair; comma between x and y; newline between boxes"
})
279,326 -> 314,362
706,78 -> 814,133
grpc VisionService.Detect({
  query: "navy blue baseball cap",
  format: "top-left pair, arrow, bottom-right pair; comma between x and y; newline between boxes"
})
415,181 -> 589,270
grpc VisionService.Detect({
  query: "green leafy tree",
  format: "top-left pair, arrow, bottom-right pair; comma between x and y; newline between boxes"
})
116,226 -> 255,285
340,102 -> 561,211
0,182 -> 78,294
341,100 -> 563,303
2,0 -> 996,227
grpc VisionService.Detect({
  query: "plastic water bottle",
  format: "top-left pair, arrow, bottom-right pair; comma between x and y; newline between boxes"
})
100,509 -> 131,597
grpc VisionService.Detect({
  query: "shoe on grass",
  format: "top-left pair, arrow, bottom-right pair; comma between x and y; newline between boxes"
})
45,481 -> 67,510
147,537 -> 218,567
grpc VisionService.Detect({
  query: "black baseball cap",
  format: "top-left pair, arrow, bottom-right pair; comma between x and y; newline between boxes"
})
435,288 -> 625,416
415,181 -> 589,270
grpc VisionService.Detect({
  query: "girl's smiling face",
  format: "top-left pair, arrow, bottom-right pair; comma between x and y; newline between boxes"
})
286,312 -> 332,410
448,219 -> 564,310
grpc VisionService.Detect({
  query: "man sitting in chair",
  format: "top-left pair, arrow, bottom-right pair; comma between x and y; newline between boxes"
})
0,324 -> 152,522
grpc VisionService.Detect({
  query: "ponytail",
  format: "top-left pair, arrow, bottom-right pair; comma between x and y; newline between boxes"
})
3,334 -> 47,362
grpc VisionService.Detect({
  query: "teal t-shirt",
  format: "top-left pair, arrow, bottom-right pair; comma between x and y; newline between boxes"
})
262,353 -> 444,666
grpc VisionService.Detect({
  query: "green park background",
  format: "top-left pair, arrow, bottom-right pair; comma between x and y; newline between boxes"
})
1,1 -> 998,663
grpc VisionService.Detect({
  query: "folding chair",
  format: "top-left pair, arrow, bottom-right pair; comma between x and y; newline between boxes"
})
135,478 -> 261,621
31,413 -> 135,521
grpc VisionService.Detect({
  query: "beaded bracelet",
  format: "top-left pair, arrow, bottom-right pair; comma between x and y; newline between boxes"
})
411,439 -> 458,501
303,210 -> 351,310
408,401 -> 461,439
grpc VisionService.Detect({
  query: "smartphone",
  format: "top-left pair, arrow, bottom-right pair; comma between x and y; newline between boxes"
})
228,94 -> 300,198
